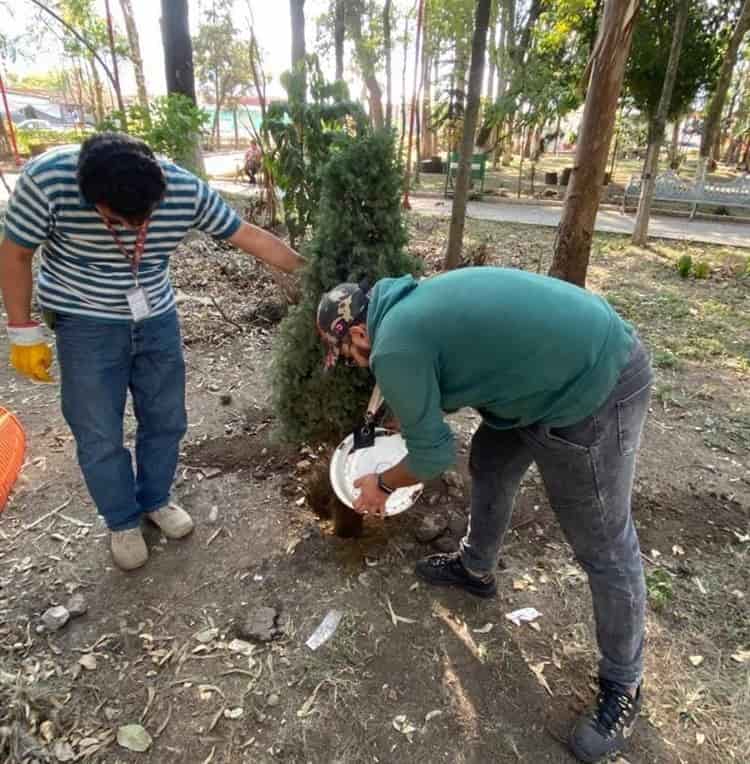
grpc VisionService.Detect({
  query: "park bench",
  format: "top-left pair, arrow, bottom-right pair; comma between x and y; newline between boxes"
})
444,151 -> 487,198
623,169 -> 750,219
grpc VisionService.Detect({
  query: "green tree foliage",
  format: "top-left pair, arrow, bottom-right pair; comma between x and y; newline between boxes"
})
272,129 -> 421,443
264,58 -> 368,250
625,0 -> 722,136
99,94 -> 207,168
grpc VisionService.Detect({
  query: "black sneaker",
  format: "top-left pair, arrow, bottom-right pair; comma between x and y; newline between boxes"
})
414,553 -> 497,598
570,679 -> 642,763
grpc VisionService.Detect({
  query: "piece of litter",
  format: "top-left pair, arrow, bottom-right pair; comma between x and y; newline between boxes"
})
529,661 -> 553,696
696,732 -> 706,745
253,574 -> 264,582
424,709 -> 443,724
228,639 -> 255,656
473,623 -> 494,634
505,608 -> 542,627
305,610 -> 343,650
117,724 -> 152,752
392,714 -> 418,741
224,707 -> 244,719
672,545 -> 685,556
79,654 -> 97,671
194,627 -> 219,644
730,648 -> 750,664
689,655 -> 704,667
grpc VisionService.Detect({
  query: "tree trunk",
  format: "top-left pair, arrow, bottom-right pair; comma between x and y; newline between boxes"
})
444,0 -> 492,271
384,0 -> 393,128
290,0 -> 306,97
103,0 -> 126,126
119,0 -> 150,124
350,6 -> 385,129
89,59 -> 105,124
668,119 -> 681,166
486,16 -> 496,99
421,51 -> 433,158
334,0 -> 345,81
400,8 -> 409,156
632,0 -> 688,246
495,0 -> 513,101
698,0 -> 750,181
160,0 -> 197,102
549,0 -> 640,286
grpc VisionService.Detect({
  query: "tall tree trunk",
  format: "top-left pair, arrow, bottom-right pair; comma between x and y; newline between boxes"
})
421,50 -> 433,157
350,6 -> 385,129
290,0 -> 306,98
89,59 -> 105,124
486,16 -> 496,98
161,0 -> 198,102
384,0 -> 393,128
698,0 -> 750,182
549,0 -> 640,286
668,119 -> 681,167
400,9 -> 409,156
495,0 -> 513,100
103,0 -> 126,127
334,0 -> 345,81
161,0 -> 203,173
444,0 -> 492,271
119,0 -> 150,125
632,0 -> 689,246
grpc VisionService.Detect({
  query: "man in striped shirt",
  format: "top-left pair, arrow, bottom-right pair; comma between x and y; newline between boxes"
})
0,133 -> 302,570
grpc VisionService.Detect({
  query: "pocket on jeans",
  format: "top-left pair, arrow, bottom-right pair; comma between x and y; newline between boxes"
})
616,382 -> 651,456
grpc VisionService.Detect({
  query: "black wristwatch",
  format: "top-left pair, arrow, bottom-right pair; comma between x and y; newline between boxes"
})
377,473 -> 394,495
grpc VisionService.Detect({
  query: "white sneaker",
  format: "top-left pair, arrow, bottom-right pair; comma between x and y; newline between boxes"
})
111,527 -> 148,570
146,503 -> 194,539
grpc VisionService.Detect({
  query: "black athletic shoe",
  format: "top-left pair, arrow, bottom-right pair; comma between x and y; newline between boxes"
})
414,552 -> 497,598
570,679 -> 642,763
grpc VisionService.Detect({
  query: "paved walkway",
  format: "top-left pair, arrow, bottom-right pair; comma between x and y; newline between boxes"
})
410,196 -> 750,249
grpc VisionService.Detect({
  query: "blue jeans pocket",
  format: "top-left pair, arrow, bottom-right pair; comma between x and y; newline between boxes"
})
616,382 -> 651,456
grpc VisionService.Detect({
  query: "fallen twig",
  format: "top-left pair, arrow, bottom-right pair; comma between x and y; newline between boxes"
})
18,497 -> 72,533
210,296 -> 244,333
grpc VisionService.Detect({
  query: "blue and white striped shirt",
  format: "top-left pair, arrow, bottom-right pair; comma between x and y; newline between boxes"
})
4,146 -> 241,321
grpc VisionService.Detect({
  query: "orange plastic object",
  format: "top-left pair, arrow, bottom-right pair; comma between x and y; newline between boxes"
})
0,407 -> 26,512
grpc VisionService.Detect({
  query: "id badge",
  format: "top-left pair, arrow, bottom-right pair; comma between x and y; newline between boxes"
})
126,286 -> 153,322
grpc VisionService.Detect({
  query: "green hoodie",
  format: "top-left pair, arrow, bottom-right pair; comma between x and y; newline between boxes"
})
367,268 -> 635,480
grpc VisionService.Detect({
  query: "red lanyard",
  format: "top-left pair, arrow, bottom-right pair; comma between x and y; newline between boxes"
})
104,218 -> 150,282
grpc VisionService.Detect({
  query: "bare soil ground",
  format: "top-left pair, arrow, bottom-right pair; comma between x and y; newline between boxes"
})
1,216 -> 748,764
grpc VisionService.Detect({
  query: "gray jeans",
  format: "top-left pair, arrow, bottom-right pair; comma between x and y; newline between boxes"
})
460,339 -> 653,687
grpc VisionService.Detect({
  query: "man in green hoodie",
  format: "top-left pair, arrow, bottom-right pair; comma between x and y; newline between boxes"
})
316,267 -> 653,764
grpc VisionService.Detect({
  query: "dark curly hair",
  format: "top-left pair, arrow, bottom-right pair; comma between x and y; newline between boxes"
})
77,132 -> 167,221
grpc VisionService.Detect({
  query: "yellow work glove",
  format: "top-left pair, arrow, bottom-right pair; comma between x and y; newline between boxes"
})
8,323 -> 54,383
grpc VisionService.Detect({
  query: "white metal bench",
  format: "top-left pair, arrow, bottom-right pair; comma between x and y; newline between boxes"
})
623,170 -> 750,219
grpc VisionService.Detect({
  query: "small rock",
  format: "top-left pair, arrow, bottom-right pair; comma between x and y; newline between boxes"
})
208,504 -> 219,524
414,514 -> 448,543
266,693 -> 280,707
433,535 -> 459,553
220,393 -> 233,406
224,707 -> 244,719
442,471 -> 464,490
66,594 -> 88,617
42,606 -> 70,631
79,654 -> 97,671
117,724 -> 152,752
40,720 -> 55,743
237,606 -> 284,642
447,511 -> 468,539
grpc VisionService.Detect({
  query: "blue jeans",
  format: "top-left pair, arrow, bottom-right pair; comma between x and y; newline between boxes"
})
55,310 -> 187,531
460,339 -> 653,688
